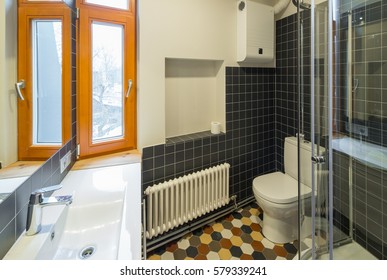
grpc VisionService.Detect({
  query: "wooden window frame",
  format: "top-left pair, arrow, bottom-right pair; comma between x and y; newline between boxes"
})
17,0 -> 72,160
77,0 -> 137,158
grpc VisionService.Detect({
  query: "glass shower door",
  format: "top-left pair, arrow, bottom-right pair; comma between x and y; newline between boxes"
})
299,0 -> 334,260
302,0 -> 385,260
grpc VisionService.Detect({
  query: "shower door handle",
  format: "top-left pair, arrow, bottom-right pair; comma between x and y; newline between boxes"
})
311,156 -> 326,164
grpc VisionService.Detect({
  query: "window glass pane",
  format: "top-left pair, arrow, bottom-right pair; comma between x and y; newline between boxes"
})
32,20 -> 62,145
85,0 -> 129,10
92,22 -> 124,143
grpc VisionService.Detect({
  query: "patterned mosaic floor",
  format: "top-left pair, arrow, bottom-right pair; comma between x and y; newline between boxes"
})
147,203 -> 298,260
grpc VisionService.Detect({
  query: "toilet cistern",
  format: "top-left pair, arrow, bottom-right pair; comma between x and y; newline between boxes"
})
26,184 -> 73,236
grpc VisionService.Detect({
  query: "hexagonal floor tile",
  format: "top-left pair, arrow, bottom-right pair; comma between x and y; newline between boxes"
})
218,248 -> 232,260
222,221 -> 233,230
231,219 -> 243,228
211,231 -> 223,241
146,202 -> 298,261
203,226 -> 214,234
198,243 -> 210,255
231,212 -> 243,220
161,252 -> 174,260
240,243 -> 254,255
250,231 -> 263,241
261,238 -> 275,249
273,245 -> 287,257
241,225 -> 253,234
251,240 -> 265,252
240,254 -> 254,260
219,238 -> 233,249
252,251 -> 266,260
231,227 -> 243,236
186,246 -> 199,258
240,209 -> 251,217
207,251 -> 220,260
177,238 -> 191,250
148,254 -> 161,260
199,233 -> 212,245
165,242 -> 178,252
212,223 -> 224,232
284,243 -> 298,255
241,217 -> 252,225
240,233 -> 253,244
188,235 -> 201,247
208,240 -> 221,252
173,248 -> 187,260
220,228 -> 233,239
230,246 -> 243,258
230,236 -> 243,246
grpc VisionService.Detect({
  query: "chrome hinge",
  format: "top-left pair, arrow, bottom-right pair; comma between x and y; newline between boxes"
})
76,8 -> 80,19
77,144 -> 80,158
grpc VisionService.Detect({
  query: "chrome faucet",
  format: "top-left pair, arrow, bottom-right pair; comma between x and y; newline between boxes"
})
26,184 -> 73,236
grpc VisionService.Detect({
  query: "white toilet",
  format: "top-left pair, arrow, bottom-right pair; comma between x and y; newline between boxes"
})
252,136 -> 315,244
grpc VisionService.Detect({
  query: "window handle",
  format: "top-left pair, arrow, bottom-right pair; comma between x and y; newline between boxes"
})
15,79 -> 25,101
125,79 -> 133,99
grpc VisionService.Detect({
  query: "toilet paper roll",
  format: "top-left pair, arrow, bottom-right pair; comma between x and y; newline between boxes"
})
211,122 -> 221,134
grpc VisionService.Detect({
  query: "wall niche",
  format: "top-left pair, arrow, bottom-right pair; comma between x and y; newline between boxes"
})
165,58 -> 225,139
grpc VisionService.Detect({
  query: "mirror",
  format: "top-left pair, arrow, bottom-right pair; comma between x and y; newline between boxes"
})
0,0 -> 74,204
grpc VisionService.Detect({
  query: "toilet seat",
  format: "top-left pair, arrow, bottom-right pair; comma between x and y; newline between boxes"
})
253,172 -> 312,204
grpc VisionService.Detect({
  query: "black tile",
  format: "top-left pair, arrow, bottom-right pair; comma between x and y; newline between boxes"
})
154,145 -> 165,157
154,155 -> 165,168
0,192 -> 15,232
142,147 -> 154,159
142,158 -> 154,171
0,219 -> 15,259
15,178 -> 32,214
165,153 -> 175,166
16,205 -> 28,238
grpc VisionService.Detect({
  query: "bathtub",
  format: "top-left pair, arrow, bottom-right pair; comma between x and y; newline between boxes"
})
4,162 -> 141,260
332,137 -> 387,170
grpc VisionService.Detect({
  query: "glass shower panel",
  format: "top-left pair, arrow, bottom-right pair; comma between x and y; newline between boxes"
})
330,0 -> 386,259
299,0 -> 334,260
299,0 -> 385,260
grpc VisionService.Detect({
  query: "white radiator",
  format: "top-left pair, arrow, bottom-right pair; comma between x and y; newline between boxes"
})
144,163 -> 230,239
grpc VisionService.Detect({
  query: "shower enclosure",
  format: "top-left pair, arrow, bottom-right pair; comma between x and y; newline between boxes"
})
297,0 -> 387,259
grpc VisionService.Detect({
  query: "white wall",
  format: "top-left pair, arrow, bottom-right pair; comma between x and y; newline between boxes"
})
0,0 -> 18,167
138,0 -> 282,149
138,0 -> 240,149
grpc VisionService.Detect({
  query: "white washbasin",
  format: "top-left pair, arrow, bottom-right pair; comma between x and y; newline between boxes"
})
3,205 -> 68,260
4,163 -> 141,260
0,176 -> 29,203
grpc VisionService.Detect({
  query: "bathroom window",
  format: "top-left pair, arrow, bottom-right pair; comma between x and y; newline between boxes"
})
85,0 -> 130,10
77,0 -> 136,157
17,1 -> 72,160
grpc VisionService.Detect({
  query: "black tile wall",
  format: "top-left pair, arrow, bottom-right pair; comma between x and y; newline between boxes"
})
334,0 -> 387,259
142,67 -> 276,208
0,1 -> 78,259
337,0 -> 387,149
275,10 -> 312,172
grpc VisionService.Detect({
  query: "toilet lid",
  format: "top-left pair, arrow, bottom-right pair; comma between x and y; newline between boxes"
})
253,172 -> 312,204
